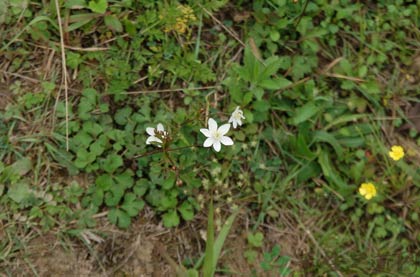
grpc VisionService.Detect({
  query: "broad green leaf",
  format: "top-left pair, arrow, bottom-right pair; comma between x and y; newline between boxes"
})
95,174 -> 113,190
115,170 -> 134,189
114,107 -> 132,125
102,153 -> 123,173
134,179 -> 149,197
162,210 -> 180,228
247,232 -> 264,247
108,208 -> 130,228
121,193 -> 144,216
11,158 -> 32,176
290,102 -> 320,125
318,150 -> 347,191
88,0 -> 107,14
7,182 -> 32,203
178,202 -> 194,221
105,186 -> 125,207
162,172 -> 176,190
74,148 -> 95,168
105,15 -> 123,32
259,77 -> 291,90
312,131 -> 344,157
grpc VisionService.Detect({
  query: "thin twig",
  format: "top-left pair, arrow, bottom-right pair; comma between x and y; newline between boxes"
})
199,4 -> 246,47
54,0 -> 69,151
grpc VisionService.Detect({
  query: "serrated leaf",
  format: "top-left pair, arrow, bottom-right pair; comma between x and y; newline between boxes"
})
108,208 -> 131,228
114,170 -> 134,189
162,172 -> 176,190
178,202 -> 194,221
114,107 -> 132,125
95,174 -> 113,190
105,186 -> 125,207
162,210 -> 180,228
121,193 -> 144,217
134,179 -> 149,196
102,153 -> 123,173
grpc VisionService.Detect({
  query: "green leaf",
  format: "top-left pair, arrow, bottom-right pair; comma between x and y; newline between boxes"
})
65,0 -> 87,9
212,210 -> 238,271
92,188 -> 104,206
134,179 -> 149,196
252,87 -> 264,101
105,185 -> 125,207
162,210 -> 180,228
95,174 -> 113,190
114,170 -> 134,189
312,131 -> 344,157
178,202 -> 194,221
121,193 -> 145,217
162,172 -> 176,190
290,102 -> 320,125
104,15 -> 123,32
11,158 -> 32,176
74,148 -> 95,168
318,150 -> 347,191
88,0 -> 107,14
108,208 -> 131,228
73,131 -> 93,149
7,182 -> 32,203
259,77 -> 291,90
114,107 -> 133,125
102,153 -> 123,173
247,232 -> 264,247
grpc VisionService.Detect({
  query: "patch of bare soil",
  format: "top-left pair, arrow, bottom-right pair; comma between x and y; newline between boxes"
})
4,207 -> 311,277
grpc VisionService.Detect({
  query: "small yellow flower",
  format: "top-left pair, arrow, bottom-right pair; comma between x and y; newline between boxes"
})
389,145 -> 404,161
359,182 -> 377,200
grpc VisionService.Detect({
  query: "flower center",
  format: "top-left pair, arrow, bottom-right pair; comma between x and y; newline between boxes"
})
213,131 -> 222,140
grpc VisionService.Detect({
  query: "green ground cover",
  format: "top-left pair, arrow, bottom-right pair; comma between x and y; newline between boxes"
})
1,0 -> 419,275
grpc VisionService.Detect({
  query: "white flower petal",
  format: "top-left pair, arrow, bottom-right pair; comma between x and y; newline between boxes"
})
146,127 -> 155,136
208,118 -> 217,132
146,136 -> 162,145
218,123 -> 231,135
228,116 -> 234,123
203,137 -> 214,147
220,136 -> 234,146
213,141 -> 221,152
157,123 -> 164,132
232,121 -> 238,129
200,128 -> 211,137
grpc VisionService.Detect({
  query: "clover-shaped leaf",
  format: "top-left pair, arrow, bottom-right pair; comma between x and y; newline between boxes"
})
162,210 -> 180,228
108,208 -> 130,229
102,153 -> 123,173
121,193 -> 145,217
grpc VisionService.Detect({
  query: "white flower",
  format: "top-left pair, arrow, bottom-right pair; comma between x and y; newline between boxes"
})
200,118 -> 234,152
228,106 -> 245,129
146,123 -> 167,146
